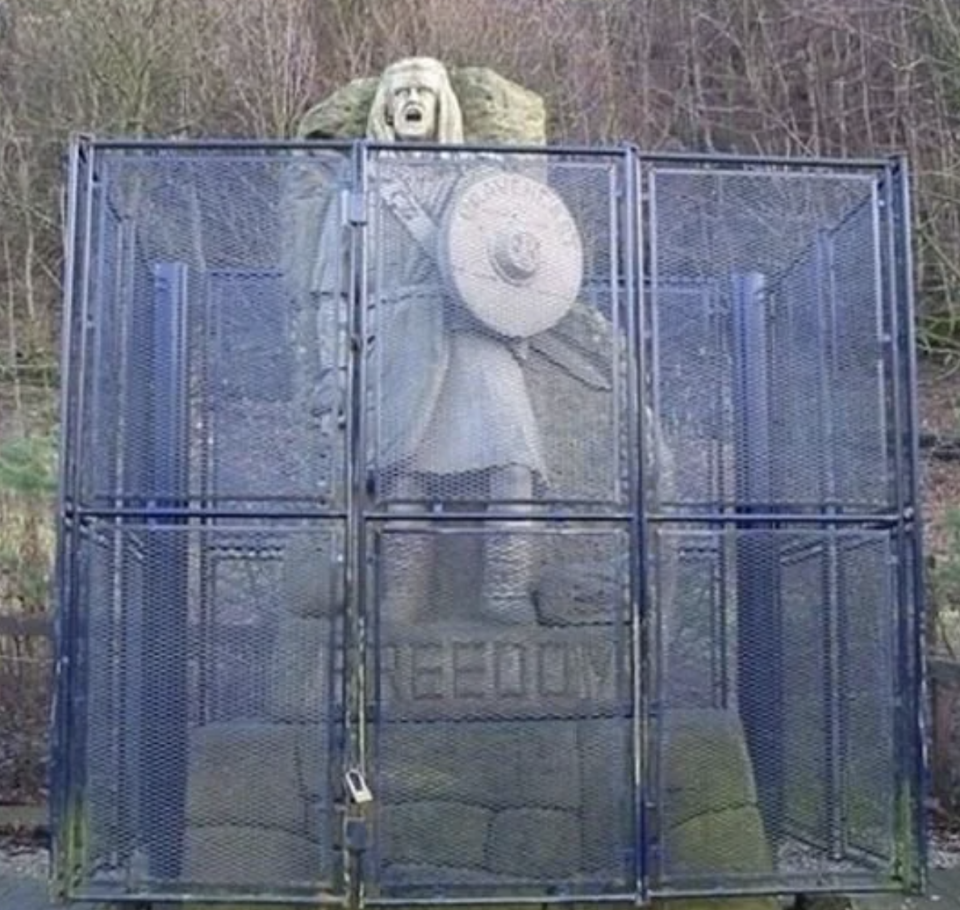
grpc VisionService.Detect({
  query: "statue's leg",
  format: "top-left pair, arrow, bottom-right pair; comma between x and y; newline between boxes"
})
381,472 -> 433,625
481,464 -> 537,623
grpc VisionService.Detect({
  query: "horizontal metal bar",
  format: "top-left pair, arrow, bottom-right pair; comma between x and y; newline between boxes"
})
651,880 -> 900,898
68,891 -> 346,906
65,506 -> 910,526
84,137 -> 892,170
86,137 -> 626,157
647,511 -> 902,526
79,492 -> 343,505
86,137 -> 353,151
365,138 -> 628,158
639,149 -> 893,169
368,893 -> 635,906
363,510 -> 633,523
68,506 -> 349,521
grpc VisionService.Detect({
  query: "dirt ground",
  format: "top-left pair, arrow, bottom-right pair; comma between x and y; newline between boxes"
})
917,356 -> 960,556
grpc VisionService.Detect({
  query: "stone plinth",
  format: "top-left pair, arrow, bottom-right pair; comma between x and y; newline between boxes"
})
182,616 -> 773,905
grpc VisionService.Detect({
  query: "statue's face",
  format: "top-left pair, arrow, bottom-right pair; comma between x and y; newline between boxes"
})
387,74 -> 439,141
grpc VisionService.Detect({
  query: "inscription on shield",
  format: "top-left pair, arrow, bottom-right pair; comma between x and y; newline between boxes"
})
441,173 -> 584,338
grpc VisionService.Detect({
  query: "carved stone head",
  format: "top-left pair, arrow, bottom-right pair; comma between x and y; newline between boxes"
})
366,57 -> 464,143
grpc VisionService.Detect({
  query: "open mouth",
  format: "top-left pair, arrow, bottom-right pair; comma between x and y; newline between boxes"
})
401,105 -> 424,125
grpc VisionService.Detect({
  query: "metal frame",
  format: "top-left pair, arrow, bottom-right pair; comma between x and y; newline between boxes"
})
53,138 -> 925,906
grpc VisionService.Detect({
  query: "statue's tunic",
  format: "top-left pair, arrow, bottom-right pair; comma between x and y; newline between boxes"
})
370,160 -> 546,480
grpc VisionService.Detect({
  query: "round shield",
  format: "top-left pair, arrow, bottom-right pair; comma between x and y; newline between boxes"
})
440,172 -> 583,338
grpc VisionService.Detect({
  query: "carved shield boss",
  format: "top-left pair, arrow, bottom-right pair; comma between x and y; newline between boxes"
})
440,172 -> 583,338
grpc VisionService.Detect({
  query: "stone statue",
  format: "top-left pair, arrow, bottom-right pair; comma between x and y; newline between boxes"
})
281,57 -> 652,627
364,57 -> 576,625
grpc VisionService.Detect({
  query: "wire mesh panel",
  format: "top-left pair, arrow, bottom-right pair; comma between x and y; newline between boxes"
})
645,156 -> 923,898
55,143 -> 354,904
56,141 -> 922,905
360,147 -> 641,901
652,527 -> 899,892
368,524 -> 634,898
63,519 -> 343,901
73,147 -> 352,514
364,149 -> 632,511
648,167 -> 895,514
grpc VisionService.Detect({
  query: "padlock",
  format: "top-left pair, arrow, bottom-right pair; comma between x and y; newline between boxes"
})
345,767 -> 373,805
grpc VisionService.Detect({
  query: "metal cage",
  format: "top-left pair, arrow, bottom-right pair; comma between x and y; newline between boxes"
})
53,139 -> 924,906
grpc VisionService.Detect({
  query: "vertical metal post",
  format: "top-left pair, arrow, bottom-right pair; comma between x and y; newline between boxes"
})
623,147 -> 647,904
731,271 -> 784,845
642,160 -> 667,896
345,141 -> 370,908
815,230 -> 847,859
52,136 -> 89,897
889,158 -> 926,890
139,261 -> 189,879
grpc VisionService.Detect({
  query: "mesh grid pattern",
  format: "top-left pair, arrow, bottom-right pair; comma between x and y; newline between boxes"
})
649,169 -> 892,515
653,528 -> 898,889
73,519 -> 343,897
646,160 -> 920,895
77,149 -> 351,512
56,143 -> 922,904
370,524 -> 633,896
366,150 -> 629,509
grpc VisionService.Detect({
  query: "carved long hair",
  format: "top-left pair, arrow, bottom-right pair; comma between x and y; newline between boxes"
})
366,57 -> 464,143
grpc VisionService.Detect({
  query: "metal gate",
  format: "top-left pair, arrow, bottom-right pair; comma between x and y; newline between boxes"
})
53,139 -> 924,905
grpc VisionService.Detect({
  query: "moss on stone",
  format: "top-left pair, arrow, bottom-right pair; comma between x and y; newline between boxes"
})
661,709 -> 760,830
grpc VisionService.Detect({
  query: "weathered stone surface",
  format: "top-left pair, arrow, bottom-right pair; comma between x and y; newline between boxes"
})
378,719 -> 582,808
487,808 -> 581,878
265,616 -> 335,722
377,863 -> 530,888
661,709 -> 759,829
297,67 -> 545,144
453,67 -> 546,144
297,77 -> 376,138
183,825 -> 324,886
651,898 -> 778,910
280,533 -> 343,619
578,717 -> 632,872
378,801 -> 492,869
527,301 -> 622,507
665,805 -> 772,878
375,620 -> 626,720
186,722 -> 326,833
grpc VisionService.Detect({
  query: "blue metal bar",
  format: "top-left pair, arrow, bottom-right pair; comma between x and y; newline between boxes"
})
638,150 -> 891,169
892,157 -> 927,892
643,159 -> 667,897
621,147 -> 646,905
344,139 -> 369,903
820,226 -> 849,859
139,262 -> 190,880
83,137 -> 893,169
648,511 -> 900,526
51,136 -> 85,894
731,271 -> 785,846
56,136 -> 100,897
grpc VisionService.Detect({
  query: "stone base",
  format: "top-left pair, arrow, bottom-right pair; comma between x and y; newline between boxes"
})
179,621 -> 774,903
